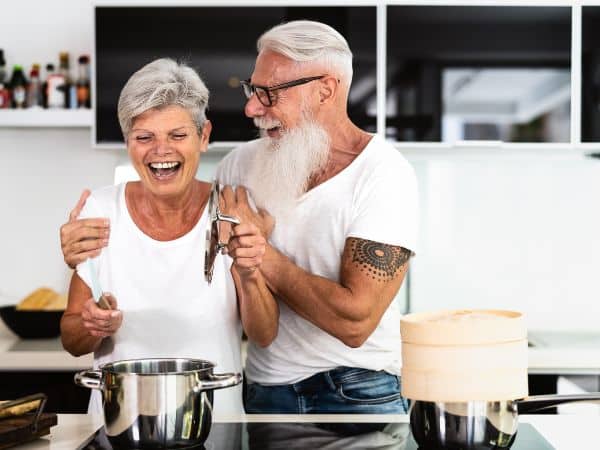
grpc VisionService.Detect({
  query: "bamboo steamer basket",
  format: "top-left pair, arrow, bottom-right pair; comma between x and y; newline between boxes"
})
400,309 -> 528,402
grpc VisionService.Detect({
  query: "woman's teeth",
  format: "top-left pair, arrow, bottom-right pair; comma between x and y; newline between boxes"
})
150,162 -> 180,169
149,161 -> 181,177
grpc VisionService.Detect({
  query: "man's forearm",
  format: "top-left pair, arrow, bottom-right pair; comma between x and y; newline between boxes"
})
260,245 -> 371,346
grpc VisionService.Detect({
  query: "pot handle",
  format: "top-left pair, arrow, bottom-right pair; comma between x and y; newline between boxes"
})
517,393 -> 600,413
195,372 -> 242,392
74,370 -> 104,390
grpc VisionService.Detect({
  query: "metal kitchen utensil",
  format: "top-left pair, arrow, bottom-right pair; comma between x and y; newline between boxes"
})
74,357 -> 242,449
84,258 -> 111,310
410,393 -> 600,449
204,182 -> 240,284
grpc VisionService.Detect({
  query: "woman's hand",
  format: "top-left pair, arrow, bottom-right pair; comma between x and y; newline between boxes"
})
80,293 -> 122,338
60,190 -> 110,269
227,223 -> 267,277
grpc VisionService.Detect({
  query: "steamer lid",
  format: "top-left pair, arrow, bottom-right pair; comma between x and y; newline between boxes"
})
400,309 -> 526,346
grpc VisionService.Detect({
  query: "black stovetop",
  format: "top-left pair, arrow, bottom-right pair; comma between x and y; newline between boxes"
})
77,421 -> 554,450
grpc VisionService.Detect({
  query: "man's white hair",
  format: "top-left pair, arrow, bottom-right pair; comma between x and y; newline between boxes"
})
117,58 -> 209,139
257,20 -> 353,90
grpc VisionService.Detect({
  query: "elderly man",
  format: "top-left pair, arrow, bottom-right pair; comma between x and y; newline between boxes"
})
216,20 -> 418,414
60,20 -> 418,414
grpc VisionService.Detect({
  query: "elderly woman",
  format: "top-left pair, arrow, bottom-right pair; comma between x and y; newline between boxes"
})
60,58 -> 278,416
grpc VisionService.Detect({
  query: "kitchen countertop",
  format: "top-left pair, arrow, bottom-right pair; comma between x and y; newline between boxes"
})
2,320 -> 600,375
11,413 -> 599,450
0,321 -> 92,371
528,330 -> 600,375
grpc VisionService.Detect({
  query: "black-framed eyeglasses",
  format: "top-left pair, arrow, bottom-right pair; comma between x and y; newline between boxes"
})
240,75 -> 325,107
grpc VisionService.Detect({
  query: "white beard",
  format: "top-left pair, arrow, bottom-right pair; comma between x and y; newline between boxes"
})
247,117 -> 330,220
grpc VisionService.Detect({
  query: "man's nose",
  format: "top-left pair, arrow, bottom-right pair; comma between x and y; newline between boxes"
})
244,94 -> 266,118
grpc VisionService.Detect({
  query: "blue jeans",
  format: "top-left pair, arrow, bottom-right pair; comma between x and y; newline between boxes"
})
244,367 -> 409,414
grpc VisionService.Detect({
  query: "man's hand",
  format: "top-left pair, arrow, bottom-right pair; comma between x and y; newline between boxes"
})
60,190 -> 110,269
220,185 -> 274,240
80,293 -> 122,338
228,223 -> 267,278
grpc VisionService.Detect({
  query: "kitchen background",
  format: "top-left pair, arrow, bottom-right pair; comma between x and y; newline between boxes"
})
1,0 -> 600,337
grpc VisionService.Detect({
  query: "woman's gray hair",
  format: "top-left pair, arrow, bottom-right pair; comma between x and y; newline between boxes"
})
257,20 -> 353,88
117,58 -> 209,138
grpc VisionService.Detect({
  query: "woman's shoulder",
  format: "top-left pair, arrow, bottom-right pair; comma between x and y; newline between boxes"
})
80,183 -> 124,219
92,183 -> 125,208
91,183 -> 122,199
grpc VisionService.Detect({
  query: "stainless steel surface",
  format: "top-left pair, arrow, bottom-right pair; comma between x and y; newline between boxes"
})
75,357 -> 242,448
205,182 -> 240,284
410,393 -> 600,449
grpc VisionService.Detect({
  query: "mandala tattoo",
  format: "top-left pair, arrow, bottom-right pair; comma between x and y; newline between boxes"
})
349,238 -> 411,282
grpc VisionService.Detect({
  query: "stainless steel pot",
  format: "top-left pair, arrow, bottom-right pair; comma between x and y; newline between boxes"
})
75,357 -> 242,449
409,393 -> 600,449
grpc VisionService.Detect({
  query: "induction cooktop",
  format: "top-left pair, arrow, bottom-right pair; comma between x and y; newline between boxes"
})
77,421 -> 554,449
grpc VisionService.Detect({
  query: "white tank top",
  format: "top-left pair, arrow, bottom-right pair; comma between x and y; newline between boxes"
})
76,183 -> 243,417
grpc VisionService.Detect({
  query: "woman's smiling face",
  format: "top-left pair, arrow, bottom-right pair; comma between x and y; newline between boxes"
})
127,105 -> 211,198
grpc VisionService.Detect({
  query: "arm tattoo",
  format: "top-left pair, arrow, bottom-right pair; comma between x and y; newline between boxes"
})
349,237 -> 411,282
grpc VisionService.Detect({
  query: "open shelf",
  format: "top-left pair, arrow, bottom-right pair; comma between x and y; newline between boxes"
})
0,109 -> 92,127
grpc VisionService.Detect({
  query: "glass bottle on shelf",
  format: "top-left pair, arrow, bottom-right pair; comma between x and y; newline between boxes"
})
76,55 -> 91,108
42,63 -> 54,108
47,56 -> 66,109
9,65 -> 28,109
58,52 -> 76,109
26,63 -> 43,108
0,49 -> 6,85
0,83 -> 9,109
0,49 -> 9,109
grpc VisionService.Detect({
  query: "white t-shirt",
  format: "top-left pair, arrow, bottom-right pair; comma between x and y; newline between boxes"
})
216,135 -> 418,385
76,183 -> 243,417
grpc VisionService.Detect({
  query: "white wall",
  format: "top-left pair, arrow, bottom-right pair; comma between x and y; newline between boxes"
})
411,154 -> 600,331
0,129 -> 121,300
1,1 -> 92,72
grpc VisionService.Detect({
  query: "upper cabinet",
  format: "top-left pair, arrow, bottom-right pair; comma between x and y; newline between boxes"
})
582,6 -> 600,143
386,5 -> 572,144
7,1 -> 600,150
94,5 -> 376,147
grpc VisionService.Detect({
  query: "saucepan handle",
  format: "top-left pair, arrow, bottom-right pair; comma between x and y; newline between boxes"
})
517,393 -> 600,413
216,213 -> 240,226
74,370 -> 104,390
215,213 -> 241,252
195,372 -> 243,392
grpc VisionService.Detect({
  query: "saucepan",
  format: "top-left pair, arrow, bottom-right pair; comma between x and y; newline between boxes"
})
75,357 -> 242,449
409,393 -> 600,449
